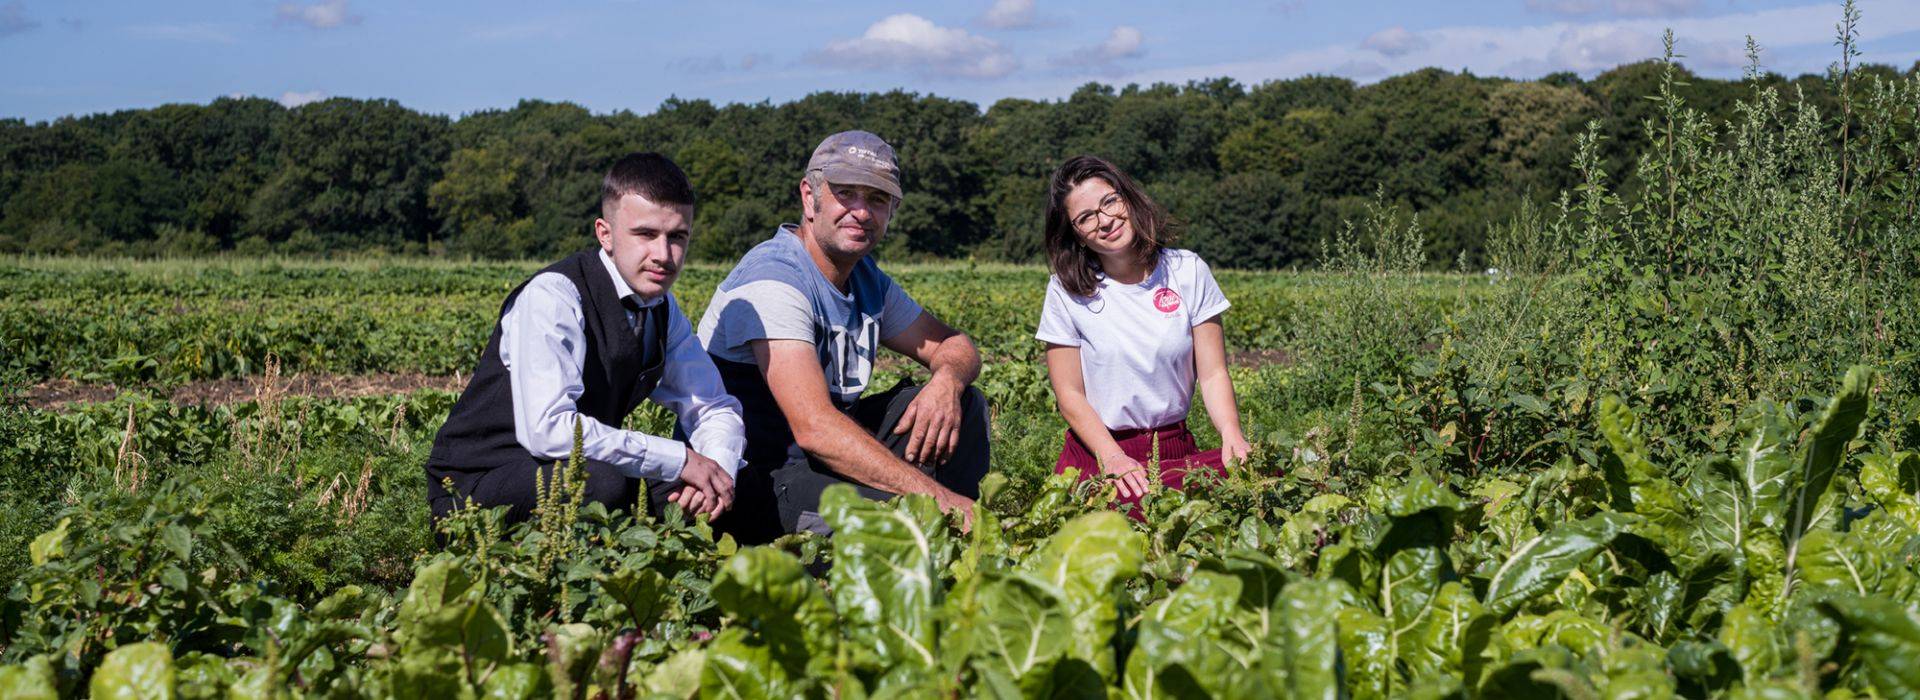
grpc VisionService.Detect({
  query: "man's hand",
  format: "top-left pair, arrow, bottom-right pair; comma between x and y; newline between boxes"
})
932,487 -> 976,533
892,380 -> 963,466
1101,453 -> 1152,501
667,449 -> 734,518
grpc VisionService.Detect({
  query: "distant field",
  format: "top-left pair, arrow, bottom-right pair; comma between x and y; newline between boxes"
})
0,255 -> 1483,389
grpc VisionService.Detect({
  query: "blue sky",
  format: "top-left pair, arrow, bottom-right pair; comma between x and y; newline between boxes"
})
3,0 -> 1918,122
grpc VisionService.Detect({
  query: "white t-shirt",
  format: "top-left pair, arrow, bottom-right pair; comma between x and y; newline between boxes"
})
1035,248 -> 1230,431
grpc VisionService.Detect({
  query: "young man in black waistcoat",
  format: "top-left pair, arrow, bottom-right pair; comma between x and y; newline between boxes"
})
425,153 -> 743,532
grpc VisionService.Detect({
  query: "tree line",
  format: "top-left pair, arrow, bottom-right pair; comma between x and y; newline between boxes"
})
2,60 -> 1913,268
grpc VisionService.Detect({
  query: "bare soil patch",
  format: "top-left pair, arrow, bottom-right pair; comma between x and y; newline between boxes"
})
1229,348 -> 1297,367
23,373 -> 466,410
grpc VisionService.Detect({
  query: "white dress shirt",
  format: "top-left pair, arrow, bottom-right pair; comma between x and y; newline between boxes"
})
498,250 -> 746,481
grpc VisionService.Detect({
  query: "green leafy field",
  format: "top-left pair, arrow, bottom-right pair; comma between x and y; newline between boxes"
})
4,32 -> 1920,699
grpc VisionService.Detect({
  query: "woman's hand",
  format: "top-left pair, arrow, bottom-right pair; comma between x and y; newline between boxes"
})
1220,436 -> 1253,467
1101,453 -> 1153,500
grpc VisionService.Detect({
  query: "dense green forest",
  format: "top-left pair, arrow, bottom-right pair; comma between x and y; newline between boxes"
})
1,59 -> 1914,267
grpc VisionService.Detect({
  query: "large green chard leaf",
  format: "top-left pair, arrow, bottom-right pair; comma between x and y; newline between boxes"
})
1021,511 -> 1145,679
1497,610 -> 1610,655
478,662 -> 550,700
1797,510 -> 1920,605
699,628 -> 811,700
1595,398 -> 1689,542
820,486 -> 945,671
397,557 -> 477,632
1691,399 -> 1798,557
1369,476 -> 1464,682
1717,604 -> 1780,683
1122,571 -> 1244,699
1201,550 -> 1293,614
710,547 -> 837,679
1337,606 -> 1393,700
1405,581 -> 1494,684
1667,640 -> 1739,697
1484,512 -> 1639,617
91,642 -> 176,700
1860,451 -> 1920,532
0,657 -> 58,700
1188,552 -> 1346,697
1591,642 -> 1674,699
1471,479 -> 1534,554
1375,475 -> 1464,555
1262,579 -> 1348,700
1381,547 -> 1449,665
956,572 -> 1076,692
1817,594 -> 1920,696
1795,529 -> 1874,597
1784,366 -> 1872,551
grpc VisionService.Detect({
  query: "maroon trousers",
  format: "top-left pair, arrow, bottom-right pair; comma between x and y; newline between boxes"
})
1053,421 -> 1227,521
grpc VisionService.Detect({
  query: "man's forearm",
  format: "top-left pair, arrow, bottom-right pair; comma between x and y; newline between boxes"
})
924,334 -> 981,388
798,410 -> 949,497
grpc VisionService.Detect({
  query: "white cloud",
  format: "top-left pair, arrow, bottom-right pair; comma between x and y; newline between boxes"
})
1102,2 -> 1920,88
1526,0 -> 1698,17
279,90 -> 327,108
980,0 -> 1036,29
127,23 -> 238,44
0,1 -> 39,37
1362,26 -> 1428,57
811,14 -> 1017,79
277,0 -> 360,30
1054,26 -> 1146,70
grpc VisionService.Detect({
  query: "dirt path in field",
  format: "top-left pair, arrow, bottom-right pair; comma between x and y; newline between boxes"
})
21,373 -> 467,410
1229,348 -> 1296,367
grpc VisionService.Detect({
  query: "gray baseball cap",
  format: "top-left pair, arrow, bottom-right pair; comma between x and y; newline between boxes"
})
805,130 -> 903,200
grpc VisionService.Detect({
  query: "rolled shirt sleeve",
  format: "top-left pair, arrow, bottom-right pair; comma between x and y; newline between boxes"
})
1034,277 -> 1082,346
650,296 -> 747,479
876,273 -> 924,341
1186,254 -> 1231,326
499,274 -> 698,482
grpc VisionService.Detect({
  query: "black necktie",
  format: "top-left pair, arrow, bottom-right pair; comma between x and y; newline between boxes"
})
622,294 -> 662,367
621,295 -> 650,340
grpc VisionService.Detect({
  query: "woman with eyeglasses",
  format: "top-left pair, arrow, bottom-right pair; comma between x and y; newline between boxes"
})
1035,155 -> 1252,518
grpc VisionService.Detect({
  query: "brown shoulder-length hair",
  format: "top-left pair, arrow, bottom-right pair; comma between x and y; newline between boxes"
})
1043,155 -> 1176,297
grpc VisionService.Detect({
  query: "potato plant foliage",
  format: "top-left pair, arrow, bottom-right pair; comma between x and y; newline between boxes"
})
4,12 -> 1920,699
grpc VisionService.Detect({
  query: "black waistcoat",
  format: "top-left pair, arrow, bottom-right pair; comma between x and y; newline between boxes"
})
427,249 -> 668,473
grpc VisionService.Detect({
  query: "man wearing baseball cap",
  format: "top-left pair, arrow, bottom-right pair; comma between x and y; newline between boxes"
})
696,130 -> 989,541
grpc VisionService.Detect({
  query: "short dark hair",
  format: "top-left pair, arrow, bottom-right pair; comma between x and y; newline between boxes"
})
1043,155 -> 1176,297
600,152 -> 696,220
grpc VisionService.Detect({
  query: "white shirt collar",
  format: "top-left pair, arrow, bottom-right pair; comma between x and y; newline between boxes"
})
598,248 -> 664,308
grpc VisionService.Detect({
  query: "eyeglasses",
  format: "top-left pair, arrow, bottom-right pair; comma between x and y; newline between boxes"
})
1071,193 -> 1128,234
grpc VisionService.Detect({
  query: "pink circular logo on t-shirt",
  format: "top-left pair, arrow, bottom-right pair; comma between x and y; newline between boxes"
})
1153,287 -> 1181,313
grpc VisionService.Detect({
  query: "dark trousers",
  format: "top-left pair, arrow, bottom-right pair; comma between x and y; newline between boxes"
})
756,381 -> 991,537
432,458 -> 702,533
426,458 -> 676,538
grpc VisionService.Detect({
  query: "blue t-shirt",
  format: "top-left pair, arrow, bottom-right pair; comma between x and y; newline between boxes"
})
697,225 -> 923,408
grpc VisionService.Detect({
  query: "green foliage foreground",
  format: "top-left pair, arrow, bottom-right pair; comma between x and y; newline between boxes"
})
4,367 -> 1920,697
